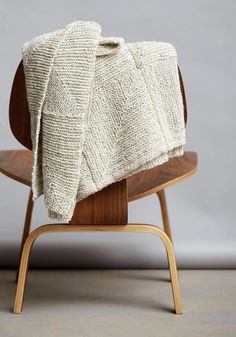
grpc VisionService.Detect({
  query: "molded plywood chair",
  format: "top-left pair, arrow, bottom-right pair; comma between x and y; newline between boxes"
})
0,61 -> 197,314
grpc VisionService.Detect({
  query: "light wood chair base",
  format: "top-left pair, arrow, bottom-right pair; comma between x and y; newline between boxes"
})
157,190 -> 173,243
13,223 -> 182,315
15,188 -> 174,281
2,60 -> 196,316
15,189 -> 34,283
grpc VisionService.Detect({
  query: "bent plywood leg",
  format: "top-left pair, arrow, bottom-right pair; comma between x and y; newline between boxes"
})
15,189 -> 34,283
157,190 -> 173,243
150,225 -> 182,314
13,225 -> 40,314
133,224 -> 182,314
14,223 -> 182,314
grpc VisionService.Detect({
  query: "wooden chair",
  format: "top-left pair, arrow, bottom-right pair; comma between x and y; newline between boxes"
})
0,61 -> 197,314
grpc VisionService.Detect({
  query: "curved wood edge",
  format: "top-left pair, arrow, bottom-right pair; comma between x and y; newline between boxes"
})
128,152 -> 198,202
0,150 -> 32,186
70,179 -> 128,225
14,223 -> 182,314
9,61 -> 32,150
157,190 -> 173,242
178,67 -> 187,126
0,150 -> 198,199
15,189 -> 34,283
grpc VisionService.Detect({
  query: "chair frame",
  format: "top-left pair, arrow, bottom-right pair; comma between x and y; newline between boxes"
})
14,187 -> 181,314
7,61 -> 194,314
14,222 -> 182,314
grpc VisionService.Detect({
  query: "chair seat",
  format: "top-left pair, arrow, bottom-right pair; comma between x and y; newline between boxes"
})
0,149 -> 197,201
127,151 -> 197,201
0,150 -> 32,186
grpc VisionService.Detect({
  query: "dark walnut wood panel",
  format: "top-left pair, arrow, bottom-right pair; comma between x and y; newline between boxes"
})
0,149 -> 197,202
70,179 -> 128,225
0,150 -> 32,186
9,61 -> 32,151
127,151 -> 197,201
178,66 -> 187,126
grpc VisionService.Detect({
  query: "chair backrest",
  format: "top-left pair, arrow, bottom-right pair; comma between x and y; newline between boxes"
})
8,60 -> 187,225
9,61 -> 32,150
9,60 -> 187,151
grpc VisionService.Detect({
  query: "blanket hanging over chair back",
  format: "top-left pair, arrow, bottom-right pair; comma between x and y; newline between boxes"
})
22,21 -> 186,220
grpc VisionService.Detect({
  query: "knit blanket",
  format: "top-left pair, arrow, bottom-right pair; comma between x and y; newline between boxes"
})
22,21 -> 186,221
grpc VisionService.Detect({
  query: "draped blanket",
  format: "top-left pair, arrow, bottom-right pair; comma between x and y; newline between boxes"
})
22,21 -> 186,220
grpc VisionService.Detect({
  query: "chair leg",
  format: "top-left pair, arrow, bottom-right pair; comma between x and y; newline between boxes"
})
157,190 -> 173,243
15,189 -> 34,283
139,224 -> 182,314
13,224 -> 39,314
13,223 -> 182,314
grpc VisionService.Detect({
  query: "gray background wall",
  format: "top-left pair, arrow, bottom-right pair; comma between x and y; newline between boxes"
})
0,0 -> 235,268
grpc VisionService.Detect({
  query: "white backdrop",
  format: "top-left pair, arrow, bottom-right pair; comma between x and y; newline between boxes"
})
0,0 -> 235,268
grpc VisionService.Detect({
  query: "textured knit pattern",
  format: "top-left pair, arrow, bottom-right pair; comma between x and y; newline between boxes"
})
22,21 -> 186,220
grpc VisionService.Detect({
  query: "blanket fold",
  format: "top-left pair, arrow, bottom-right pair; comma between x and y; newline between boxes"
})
22,21 -> 186,220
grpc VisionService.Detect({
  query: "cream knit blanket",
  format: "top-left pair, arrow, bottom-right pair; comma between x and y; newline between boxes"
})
22,21 -> 186,221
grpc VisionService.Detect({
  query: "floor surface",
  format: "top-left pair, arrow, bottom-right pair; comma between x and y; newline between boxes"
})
0,270 -> 235,337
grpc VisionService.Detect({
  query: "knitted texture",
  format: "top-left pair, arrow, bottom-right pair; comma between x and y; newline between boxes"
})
22,21 -> 186,220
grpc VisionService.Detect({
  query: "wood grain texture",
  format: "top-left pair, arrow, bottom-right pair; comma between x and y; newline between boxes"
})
178,66 -> 187,126
9,61 -> 32,150
70,179 -> 128,225
157,190 -> 173,242
0,149 -> 128,225
15,189 -> 34,283
0,150 -> 197,202
6,59 -> 193,315
0,150 -> 32,186
13,223 -> 182,314
127,151 -> 197,201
